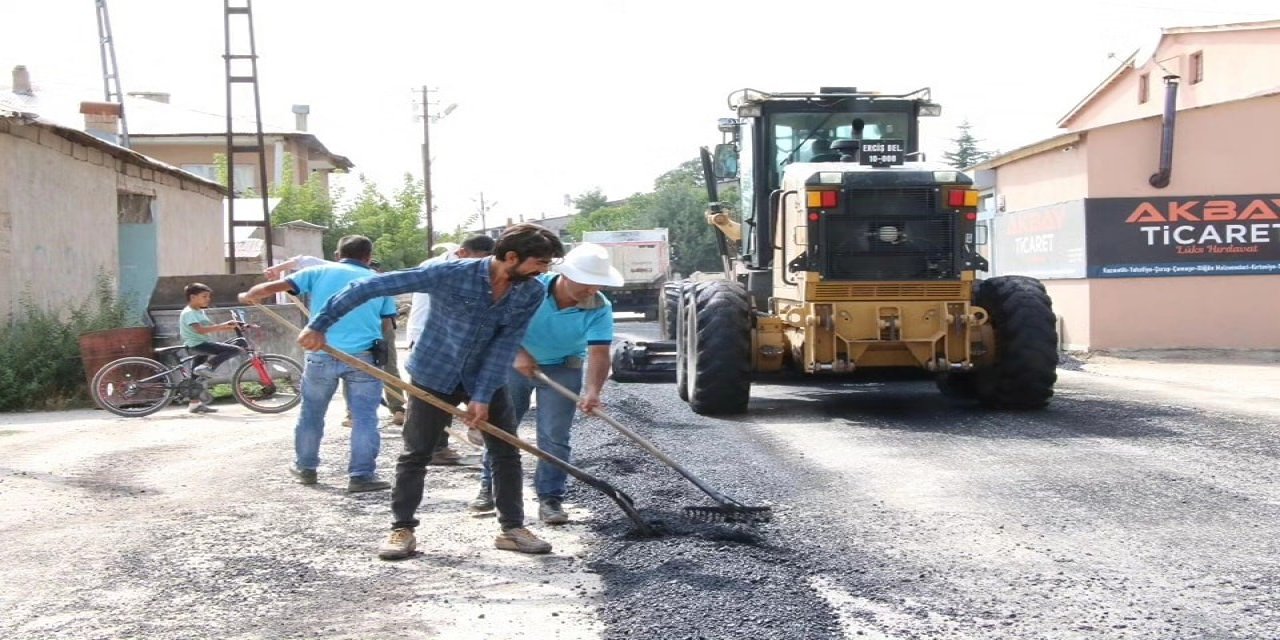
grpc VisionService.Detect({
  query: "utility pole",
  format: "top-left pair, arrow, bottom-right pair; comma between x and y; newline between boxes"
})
419,85 -> 434,249
476,192 -> 498,233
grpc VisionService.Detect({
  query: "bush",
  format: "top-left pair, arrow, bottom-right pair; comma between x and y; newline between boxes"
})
0,276 -> 135,411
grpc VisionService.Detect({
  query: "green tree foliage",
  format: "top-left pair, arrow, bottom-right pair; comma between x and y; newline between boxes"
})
565,158 -> 726,275
943,120 -> 993,169
337,174 -> 428,270
269,154 -> 342,257
572,188 -> 609,215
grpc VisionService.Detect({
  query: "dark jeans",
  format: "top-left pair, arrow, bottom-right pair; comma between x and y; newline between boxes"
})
190,341 -> 244,370
394,381 -> 524,531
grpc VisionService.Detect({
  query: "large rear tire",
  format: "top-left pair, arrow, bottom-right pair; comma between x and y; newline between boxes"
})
659,282 -> 681,340
687,281 -> 752,415
91,357 -> 176,417
972,275 -> 1058,409
232,354 -> 303,413
675,283 -> 696,402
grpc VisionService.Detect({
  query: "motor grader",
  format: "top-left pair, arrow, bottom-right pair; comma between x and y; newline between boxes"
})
614,86 -> 1058,415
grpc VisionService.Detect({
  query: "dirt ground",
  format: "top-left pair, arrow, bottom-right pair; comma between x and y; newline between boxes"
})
2,347 -> 1278,639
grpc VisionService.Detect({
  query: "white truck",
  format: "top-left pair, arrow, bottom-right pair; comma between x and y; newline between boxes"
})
581,229 -> 671,319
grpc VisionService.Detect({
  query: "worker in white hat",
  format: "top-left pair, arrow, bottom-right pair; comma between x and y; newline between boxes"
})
469,241 -> 624,524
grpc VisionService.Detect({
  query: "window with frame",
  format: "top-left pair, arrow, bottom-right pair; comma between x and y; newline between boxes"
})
1190,51 -> 1204,84
180,163 -> 259,193
1138,73 -> 1150,104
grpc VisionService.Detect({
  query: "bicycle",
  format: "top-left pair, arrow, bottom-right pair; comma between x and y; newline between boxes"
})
90,309 -> 304,417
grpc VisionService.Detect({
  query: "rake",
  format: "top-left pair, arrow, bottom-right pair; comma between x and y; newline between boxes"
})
254,302 -> 656,537
534,371 -> 772,524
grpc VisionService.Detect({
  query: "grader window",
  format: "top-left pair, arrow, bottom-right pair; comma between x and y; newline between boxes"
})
770,110 -> 911,185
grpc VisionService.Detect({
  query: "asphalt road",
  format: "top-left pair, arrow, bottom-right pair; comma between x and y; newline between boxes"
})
571,322 -> 1280,639
2,321 -> 1278,639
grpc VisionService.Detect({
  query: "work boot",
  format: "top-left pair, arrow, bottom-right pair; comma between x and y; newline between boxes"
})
347,475 -> 391,493
392,410 -> 406,426
429,446 -> 465,466
538,498 -> 569,525
469,487 -> 495,512
290,466 -> 317,485
378,528 -> 416,560
495,527 -> 552,554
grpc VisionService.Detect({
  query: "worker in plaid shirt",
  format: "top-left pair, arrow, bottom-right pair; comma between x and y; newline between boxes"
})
297,223 -> 566,560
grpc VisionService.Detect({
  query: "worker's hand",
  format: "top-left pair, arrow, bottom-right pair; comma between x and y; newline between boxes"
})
237,291 -> 257,305
513,350 -> 538,378
464,401 -> 490,428
297,327 -> 327,351
578,388 -> 603,414
264,259 -> 296,281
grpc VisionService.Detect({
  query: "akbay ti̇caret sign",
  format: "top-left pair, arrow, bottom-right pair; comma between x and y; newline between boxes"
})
1085,195 -> 1280,278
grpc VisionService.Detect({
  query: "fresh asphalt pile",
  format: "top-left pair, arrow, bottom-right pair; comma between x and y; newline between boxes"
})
566,391 -> 845,639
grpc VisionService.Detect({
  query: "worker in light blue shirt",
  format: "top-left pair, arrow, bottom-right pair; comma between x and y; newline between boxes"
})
471,242 -> 622,526
238,235 -> 398,494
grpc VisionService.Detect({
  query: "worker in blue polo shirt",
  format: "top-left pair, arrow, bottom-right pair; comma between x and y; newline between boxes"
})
470,242 -> 623,525
238,235 -> 398,493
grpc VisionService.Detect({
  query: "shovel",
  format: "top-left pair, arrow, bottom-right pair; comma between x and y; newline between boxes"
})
254,302 -> 656,536
533,370 -> 771,523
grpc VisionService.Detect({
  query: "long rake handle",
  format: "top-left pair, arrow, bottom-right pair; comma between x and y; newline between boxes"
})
255,302 -> 653,534
533,370 -> 740,507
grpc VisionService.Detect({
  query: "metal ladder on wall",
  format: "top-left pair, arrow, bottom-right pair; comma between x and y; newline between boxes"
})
94,0 -> 130,147
223,0 -> 274,273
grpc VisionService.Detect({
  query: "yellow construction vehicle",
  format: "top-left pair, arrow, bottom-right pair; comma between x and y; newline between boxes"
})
615,87 -> 1058,414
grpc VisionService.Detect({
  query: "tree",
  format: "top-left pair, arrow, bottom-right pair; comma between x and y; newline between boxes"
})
943,120 -> 993,169
565,158 -> 725,275
336,174 -> 428,270
270,154 -> 342,257
572,188 -> 609,215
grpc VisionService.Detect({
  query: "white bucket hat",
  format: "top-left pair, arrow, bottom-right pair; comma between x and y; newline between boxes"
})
554,242 -> 625,287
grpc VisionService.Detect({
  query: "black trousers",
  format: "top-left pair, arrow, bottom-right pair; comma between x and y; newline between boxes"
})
393,381 -> 524,531
190,341 -> 244,370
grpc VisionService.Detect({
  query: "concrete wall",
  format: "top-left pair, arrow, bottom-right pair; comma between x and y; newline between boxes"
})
1085,93 -> 1280,198
1089,276 -> 1280,349
1044,280 -> 1091,351
1067,27 -> 1280,132
988,138 -> 1089,211
0,123 -> 118,319
0,119 -> 225,321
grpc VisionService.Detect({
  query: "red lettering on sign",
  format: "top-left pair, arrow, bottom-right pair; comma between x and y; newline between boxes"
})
1238,200 -> 1280,221
1126,203 -> 1165,223
1167,201 -> 1201,222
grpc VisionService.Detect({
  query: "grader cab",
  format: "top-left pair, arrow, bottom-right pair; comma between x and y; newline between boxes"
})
617,87 -> 1058,415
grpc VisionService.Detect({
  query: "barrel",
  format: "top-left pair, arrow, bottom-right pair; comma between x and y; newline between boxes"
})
78,327 -> 155,388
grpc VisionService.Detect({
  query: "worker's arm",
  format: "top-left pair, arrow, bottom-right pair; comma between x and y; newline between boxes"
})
238,279 -> 297,305
580,344 -> 611,413
300,267 -> 439,350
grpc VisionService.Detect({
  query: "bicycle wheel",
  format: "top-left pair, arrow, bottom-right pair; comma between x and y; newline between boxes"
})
232,354 -> 303,413
91,357 -> 176,417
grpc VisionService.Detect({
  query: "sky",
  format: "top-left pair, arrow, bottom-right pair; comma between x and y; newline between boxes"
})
2,0 -> 1277,232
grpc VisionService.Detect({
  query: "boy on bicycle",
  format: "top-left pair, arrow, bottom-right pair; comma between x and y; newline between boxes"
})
181,282 -> 245,413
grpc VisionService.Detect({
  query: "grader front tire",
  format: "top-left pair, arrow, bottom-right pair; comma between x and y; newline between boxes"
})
687,281 -> 752,415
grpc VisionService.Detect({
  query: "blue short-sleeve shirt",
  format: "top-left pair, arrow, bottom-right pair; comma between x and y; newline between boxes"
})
287,260 -> 396,353
522,274 -> 614,365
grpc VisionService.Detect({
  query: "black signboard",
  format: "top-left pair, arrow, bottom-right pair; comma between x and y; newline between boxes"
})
1085,195 -> 1280,278
858,139 -> 905,166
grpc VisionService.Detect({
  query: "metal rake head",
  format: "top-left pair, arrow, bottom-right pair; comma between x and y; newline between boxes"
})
682,504 -> 773,524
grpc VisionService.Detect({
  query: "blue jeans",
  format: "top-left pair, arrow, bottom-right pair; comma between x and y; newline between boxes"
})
482,364 -> 582,501
296,351 -> 383,478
